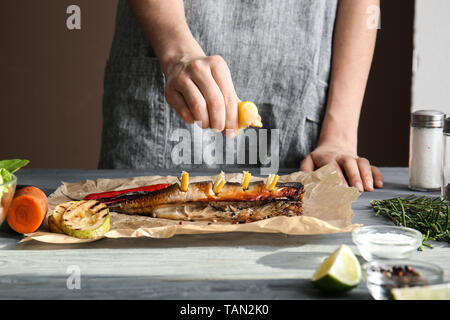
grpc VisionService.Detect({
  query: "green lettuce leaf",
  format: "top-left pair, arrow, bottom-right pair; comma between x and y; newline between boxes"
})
0,159 -> 29,173
0,168 -> 12,183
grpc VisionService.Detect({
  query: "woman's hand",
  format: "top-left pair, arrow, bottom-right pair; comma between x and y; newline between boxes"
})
300,142 -> 384,192
163,55 -> 240,135
128,0 -> 239,135
300,0 -> 382,192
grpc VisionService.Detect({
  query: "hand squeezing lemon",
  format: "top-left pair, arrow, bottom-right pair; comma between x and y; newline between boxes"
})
236,101 -> 263,134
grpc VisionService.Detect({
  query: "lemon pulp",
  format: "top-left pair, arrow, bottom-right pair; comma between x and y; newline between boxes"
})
237,101 -> 263,133
312,244 -> 362,292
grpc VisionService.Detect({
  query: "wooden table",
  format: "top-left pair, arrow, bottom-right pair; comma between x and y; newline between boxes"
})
0,168 -> 447,300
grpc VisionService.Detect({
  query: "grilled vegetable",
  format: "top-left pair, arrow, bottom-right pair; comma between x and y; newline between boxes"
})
83,184 -> 169,201
7,186 -> 48,234
48,201 -> 78,234
0,159 -> 29,174
60,200 -> 110,239
86,191 -> 158,205
0,159 -> 29,206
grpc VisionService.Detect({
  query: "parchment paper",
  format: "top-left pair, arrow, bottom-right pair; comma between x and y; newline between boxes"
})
22,164 -> 361,243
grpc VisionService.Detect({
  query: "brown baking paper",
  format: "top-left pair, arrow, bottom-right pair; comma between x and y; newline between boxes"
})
22,164 -> 361,244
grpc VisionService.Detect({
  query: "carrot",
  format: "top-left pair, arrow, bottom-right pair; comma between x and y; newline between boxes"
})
7,186 -> 48,234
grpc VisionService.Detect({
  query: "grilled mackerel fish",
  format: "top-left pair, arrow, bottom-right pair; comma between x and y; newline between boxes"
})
109,181 -> 304,223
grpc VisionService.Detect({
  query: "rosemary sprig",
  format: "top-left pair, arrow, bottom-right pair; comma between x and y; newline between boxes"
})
370,195 -> 450,249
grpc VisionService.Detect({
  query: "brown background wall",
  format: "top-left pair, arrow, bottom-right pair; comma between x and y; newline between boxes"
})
0,0 -> 413,169
1,0 -> 118,168
359,0 -> 414,167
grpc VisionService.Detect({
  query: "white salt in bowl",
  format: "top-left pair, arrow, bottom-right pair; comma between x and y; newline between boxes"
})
352,225 -> 423,261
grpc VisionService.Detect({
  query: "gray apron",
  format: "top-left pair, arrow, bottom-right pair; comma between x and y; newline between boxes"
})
99,0 -> 337,170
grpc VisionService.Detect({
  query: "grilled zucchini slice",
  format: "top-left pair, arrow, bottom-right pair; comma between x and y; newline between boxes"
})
60,200 -> 110,239
48,201 -> 78,234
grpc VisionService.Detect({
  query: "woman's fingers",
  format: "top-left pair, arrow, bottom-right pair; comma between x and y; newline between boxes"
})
303,153 -> 348,186
357,157 -> 374,191
335,162 -> 349,187
209,56 -> 239,133
302,146 -> 384,192
339,157 -> 381,192
188,59 -> 226,131
175,77 -> 210,129
328,159 -> 348,187
164,55 -> 237,132
371,165 -> 384,188
164,89 -> 195,124
339,157 -> 364,192
299,154 -> 315,172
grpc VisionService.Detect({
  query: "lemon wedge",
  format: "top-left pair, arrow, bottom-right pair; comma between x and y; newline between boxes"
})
180,171 -> 189,192
265,174 -> 279,192
237,101 -> 263,133
242,171 -> 251,190
213,171 -> 226,194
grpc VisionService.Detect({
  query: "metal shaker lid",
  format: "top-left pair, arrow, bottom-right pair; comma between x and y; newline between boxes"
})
445,117 -> 450,133
411,110 -> 445,128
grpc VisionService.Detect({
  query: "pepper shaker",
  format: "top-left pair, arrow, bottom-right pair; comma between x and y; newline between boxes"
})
409,110 -> 445,191
442,117 -> 450,200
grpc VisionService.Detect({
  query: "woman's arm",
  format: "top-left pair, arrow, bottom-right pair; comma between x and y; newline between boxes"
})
300,0 -> 383,192
128,0 -> 239,134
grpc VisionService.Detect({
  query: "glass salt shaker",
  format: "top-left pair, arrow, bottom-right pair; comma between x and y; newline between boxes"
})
442,118 -> 450,200
409,110 -> 445,191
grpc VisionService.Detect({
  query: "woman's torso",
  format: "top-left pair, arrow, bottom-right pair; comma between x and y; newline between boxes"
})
99,0 -> 338,171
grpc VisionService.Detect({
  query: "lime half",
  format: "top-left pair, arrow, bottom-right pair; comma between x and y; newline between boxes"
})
391,283 -> 450,300
312,244 -> 362,292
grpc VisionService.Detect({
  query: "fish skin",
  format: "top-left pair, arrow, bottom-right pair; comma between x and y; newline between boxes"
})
108,181 -> 304,215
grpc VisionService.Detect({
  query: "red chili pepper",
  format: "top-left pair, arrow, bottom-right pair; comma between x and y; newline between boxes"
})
83,184 -> 169,201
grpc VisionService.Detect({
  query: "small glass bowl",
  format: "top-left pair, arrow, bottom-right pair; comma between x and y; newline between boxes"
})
0,174 -> 17,226
352,225 -> 422,260
365,259 -> 444,300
